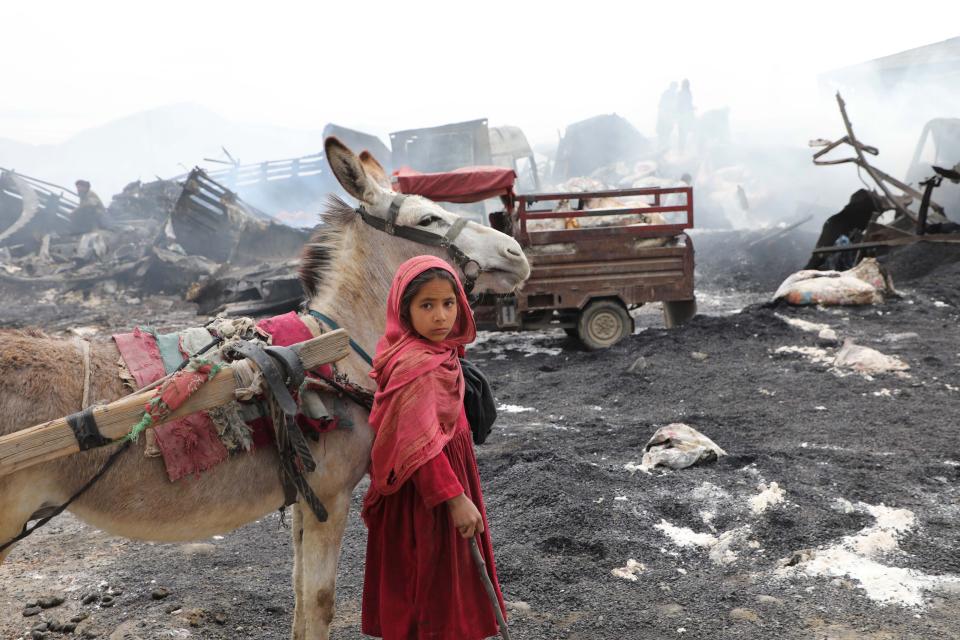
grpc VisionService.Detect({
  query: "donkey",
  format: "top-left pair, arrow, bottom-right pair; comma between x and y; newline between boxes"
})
0,137 -> 530,639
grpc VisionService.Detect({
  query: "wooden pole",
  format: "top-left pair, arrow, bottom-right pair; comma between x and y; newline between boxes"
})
470,536 -> 511,640
0,330 -> 350,478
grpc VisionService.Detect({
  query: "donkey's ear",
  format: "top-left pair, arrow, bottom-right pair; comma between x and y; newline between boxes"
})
325,137 -> 373,202
358,151 -> 391,190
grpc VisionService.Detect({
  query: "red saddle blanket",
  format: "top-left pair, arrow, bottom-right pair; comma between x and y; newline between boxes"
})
113,311 -> 335,482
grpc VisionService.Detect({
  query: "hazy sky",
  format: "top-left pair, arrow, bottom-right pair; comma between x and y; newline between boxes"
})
2,1 -> 958,146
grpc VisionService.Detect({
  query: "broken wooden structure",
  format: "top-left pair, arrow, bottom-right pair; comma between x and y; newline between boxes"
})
0,166 -> 313,318
152,168 -> 312,314
0,169 -> 78,255
806,94 -> 960,269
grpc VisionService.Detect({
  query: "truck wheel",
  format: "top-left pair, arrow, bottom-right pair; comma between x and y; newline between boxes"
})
577,300 -> 633,350
662,299 -> 697,328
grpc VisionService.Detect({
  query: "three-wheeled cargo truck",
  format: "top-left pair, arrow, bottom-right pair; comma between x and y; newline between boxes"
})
392,166 -> 697,349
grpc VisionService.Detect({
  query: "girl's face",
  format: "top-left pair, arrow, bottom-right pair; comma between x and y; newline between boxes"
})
407,277 -> 458,342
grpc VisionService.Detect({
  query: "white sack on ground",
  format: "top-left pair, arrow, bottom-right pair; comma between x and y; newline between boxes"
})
773,258 -> 894,306
640,423 -> 727,470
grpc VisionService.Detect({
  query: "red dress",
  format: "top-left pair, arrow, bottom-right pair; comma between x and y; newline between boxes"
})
361,409 -> 506,640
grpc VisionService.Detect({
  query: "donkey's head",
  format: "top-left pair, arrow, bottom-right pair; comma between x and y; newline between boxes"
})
319,137 -> 530,295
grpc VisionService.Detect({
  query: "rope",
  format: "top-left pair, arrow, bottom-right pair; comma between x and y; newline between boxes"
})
74,338 -> 92,409
231,358 -> 262,401
125,358 -> 223,442
307,310 -> 373,366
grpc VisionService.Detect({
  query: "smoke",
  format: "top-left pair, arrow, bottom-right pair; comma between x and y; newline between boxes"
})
514,39 -> 959,231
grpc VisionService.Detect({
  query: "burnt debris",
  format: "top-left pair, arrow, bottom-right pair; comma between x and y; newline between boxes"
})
0,167 -> 311,317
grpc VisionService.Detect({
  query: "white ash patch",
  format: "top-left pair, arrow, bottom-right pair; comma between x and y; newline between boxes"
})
944,460 -> 960,467
655,519 -> 719,549
611,559 -> 645,581
778,502 -> 960,608
472,330 -> 563,357
699,509 -> 717,528
800,442 -> 895,457
624,461 -> 651,475
834,498 -> 856,514
709,526 -> 752,565
690,481 -> 730,502
690,289 -> 767,316
654,520 -> 751,566
774,313 -> 838,341
775,313 -> 832,334
497,404 -> 536,414
773,341 -> 910,379
881,332 -> 920,343
933,300 -> 951,308
773,345 -> 833,366
749,482 -> 785,514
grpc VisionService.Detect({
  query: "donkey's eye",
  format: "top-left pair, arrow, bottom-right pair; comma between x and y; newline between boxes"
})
417,215 -> 441,227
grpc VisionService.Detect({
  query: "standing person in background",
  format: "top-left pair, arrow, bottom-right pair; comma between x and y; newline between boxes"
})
656,81 -> 678,151
361,255 -> 506,640
70,179 -> 107,234
676,79 -> 695,155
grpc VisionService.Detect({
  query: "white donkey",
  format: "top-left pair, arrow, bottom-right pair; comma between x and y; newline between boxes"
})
0,137 -> 530,639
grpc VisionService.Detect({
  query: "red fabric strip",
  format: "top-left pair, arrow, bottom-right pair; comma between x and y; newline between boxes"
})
112,328 -> 165,387
256,311 -> 314,347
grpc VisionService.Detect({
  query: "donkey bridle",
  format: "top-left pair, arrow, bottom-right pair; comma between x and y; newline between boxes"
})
355,195 -> 481,293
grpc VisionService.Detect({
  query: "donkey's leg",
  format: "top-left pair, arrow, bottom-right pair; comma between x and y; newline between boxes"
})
0,472 -> 59,565
291,505 -> 307,639
291,491 -> 351,640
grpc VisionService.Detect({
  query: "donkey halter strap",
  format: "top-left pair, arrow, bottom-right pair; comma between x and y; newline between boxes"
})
355,195 -> 481,292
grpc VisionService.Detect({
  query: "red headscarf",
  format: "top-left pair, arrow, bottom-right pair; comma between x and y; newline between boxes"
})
367,255 -> 477,495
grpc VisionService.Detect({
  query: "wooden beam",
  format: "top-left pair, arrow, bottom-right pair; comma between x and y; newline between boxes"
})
810,234 -> 960,254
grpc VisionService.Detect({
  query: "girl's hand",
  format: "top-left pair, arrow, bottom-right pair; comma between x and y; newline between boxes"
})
447,493 -> 484,538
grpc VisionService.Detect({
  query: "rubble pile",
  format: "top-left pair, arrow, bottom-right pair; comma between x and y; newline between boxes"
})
805,95 -> 960,269
0,168 -> 312,322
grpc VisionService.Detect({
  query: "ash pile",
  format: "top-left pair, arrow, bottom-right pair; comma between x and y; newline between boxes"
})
0,167 -> 312,322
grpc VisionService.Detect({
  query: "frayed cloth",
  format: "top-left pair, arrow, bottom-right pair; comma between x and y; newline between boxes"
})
113,312 -> 339,482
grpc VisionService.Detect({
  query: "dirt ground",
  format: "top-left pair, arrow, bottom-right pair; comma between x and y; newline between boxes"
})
2,232 -> 960,639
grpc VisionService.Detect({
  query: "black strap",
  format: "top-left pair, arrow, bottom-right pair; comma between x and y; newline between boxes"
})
66,407 -> 112,451
226,340 -> 326,523
226,341 -> 298,415
265,345 -> 306,391
355,204 -> 480,293
385,194 -> 405,235
278,426 -> 328,521
445,217 -> 469,245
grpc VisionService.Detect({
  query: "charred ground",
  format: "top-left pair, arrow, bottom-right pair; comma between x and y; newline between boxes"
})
1,233 -> 959,639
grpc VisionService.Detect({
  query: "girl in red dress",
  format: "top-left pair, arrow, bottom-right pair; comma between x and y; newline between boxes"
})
361,255 -> 506,640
